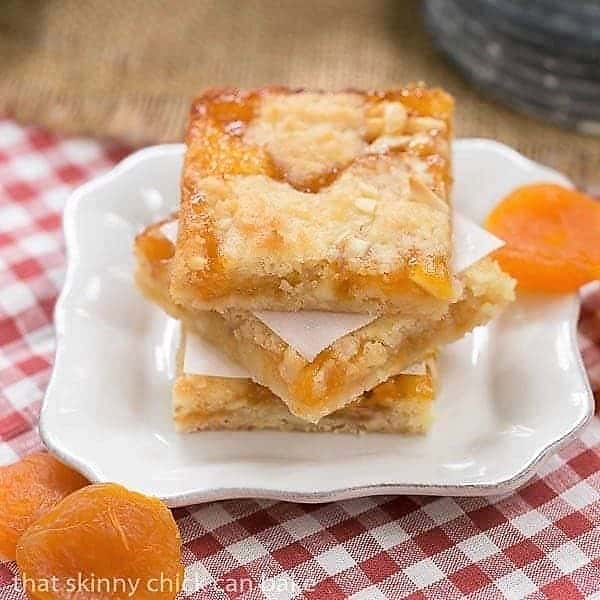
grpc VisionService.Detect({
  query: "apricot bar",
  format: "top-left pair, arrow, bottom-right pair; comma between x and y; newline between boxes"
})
170,85 -> 457,314
174,329 -> 436,434
135,218 -> 515,423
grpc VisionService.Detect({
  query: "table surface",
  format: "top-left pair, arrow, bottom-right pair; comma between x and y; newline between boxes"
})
0,119 -> 599,598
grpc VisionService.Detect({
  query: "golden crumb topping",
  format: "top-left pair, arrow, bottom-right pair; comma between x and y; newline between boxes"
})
244,93 -> 368,188
186,153 -> 449,275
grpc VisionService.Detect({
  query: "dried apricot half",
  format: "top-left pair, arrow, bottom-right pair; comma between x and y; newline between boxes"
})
485,183 -> 600,292
16,483 -> 184,600
0,452 -> 88,560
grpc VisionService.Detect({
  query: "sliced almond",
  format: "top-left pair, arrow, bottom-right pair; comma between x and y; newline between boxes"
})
367,135 -> 411,154
365,116 -> 384,139
346,237 -> 370,257
200,176 -> 229,198
382,102 -> 407,134
409,176 -> 449,213
404,116 -> 446,134
354,196 -> 377,214
187,255 -> 209,270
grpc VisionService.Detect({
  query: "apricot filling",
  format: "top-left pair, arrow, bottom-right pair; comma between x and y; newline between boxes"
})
135,231 -> 175,262
367,372 -> 434,407
367,86 -> 454,122
291,351 -> 347,409
485,183 -> 600,292
186,122 -> 276,179
408,261 -> 454,300
291,348 -> 434,414
336,261 -> 453,303
180,257 -> 454,303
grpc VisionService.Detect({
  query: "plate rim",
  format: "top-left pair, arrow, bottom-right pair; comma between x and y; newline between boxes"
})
39,139 -> 595,505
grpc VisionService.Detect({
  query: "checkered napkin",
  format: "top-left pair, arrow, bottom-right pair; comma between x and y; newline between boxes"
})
1,119 -> 599,599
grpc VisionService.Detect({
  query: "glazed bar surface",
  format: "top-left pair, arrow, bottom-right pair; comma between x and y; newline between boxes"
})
174,330 -> 437,434
170,85 -> 457,314
135,219 -> 515,423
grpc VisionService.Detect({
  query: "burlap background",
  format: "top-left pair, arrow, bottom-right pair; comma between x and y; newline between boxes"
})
1,0 -> 598,188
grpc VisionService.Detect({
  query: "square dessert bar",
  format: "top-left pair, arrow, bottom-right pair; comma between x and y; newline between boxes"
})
174,330 -> 437,434
170,85 -> 457,314
135,218 -> 515,423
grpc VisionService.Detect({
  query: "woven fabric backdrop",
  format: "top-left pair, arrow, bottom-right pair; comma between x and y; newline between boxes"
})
0,119 -> 600,598
1,0 -> 600,189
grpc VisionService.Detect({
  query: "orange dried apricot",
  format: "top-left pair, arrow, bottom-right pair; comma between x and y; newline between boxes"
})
0,452 -> 88,560
16,483 -> 184,600
485,183 -> 600,292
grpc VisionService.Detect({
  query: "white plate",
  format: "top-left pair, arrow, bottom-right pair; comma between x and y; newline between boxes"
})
40,140 -> 594,506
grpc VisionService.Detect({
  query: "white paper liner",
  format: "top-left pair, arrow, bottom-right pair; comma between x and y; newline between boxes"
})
452,212 -> 504,273
252,311 -> 376,362
183,331 -> 248,379
163,214 -> 504,361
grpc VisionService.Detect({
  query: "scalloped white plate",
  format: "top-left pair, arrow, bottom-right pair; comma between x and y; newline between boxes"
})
40,139 -> 594,506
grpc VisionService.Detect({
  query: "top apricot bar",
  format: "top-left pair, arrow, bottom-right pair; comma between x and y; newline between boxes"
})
171,85 -> 455,313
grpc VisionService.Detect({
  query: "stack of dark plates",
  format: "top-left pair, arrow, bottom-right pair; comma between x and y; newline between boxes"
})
423,0 -> 600,134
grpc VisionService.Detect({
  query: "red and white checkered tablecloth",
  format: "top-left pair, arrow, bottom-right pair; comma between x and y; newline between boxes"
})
1,118 -> 599,599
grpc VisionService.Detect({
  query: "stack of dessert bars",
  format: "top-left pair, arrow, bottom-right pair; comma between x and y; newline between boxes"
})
134,86 -> 515,435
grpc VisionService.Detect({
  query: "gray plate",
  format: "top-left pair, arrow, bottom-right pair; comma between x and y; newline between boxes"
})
424,0 -> 600,133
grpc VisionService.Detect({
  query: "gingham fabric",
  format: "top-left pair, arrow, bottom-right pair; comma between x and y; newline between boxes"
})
1,118 -> 599,600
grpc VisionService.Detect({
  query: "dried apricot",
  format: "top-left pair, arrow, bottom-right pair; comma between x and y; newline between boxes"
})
16,483 -> 184,600
0,452 -> 88,560
485,183 -> 600,292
